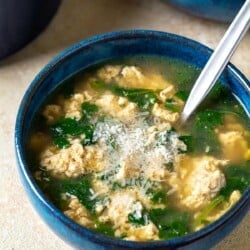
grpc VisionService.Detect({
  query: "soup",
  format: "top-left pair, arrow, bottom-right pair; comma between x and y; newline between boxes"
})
27,57 -> 250,241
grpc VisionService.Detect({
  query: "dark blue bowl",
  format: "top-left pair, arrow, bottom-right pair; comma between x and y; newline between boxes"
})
15,30 -> 250,250
0,0 -> 61,60
166,0 -> 245,22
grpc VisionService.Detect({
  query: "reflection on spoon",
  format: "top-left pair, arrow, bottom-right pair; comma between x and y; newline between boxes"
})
181,0 -> 250,122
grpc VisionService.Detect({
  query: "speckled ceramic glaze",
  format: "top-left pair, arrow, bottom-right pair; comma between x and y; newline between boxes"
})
166,0 -> 245,22
15,30 -> 250,250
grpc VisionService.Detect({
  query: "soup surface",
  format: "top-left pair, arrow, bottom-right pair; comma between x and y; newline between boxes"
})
27,57 -> 250,241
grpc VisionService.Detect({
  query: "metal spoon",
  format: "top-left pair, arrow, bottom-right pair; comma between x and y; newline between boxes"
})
181,0 -> 250,122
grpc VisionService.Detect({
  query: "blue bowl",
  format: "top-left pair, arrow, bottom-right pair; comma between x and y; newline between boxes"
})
166,0 -> 245,22
15,30 -> 250,250
0,0 -> 61,60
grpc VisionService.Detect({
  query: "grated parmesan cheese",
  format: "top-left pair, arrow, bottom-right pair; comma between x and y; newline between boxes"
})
93,114 -> 185,185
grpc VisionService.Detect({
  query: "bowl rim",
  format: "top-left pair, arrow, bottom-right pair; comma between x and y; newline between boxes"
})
15,29 -> 250,248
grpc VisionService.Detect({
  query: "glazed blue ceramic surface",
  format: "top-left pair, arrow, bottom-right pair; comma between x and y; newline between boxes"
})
15,30 -> 250,250
166,0 -> 245,22
0,0 -> 61,60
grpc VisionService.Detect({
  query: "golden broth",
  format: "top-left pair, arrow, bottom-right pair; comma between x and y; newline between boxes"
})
27,57 -> 250,241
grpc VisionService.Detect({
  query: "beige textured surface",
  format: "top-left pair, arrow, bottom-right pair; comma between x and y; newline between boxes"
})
0,0 -> 249,249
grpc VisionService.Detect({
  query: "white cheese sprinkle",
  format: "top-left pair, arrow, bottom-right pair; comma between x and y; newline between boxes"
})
93,114 -> 185,185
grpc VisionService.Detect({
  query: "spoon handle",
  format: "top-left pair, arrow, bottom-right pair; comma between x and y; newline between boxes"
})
181,0 -> 250,121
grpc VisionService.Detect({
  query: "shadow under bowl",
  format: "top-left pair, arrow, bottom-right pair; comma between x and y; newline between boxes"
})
15,30 -> 250,250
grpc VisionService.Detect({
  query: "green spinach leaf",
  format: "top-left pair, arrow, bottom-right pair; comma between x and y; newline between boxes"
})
191,109 -> 223,154
110,85 -> 158,111
149,208 -> 190,239
195,195 -> 225,226
128,210 -> 148,227
175,90 -> 189,101
220,164 -> 250,198
50,114 -> 97,148
58,176 -> 96,213
90,80 -> 158,111
164,98 -> 181,112
54,137 -> 70,149
150,190 -> 166,204
94,221 -> 115,237
81,124 -> 95,145
81,102 -> 99,120
51,117 -> 85,137
179,135 -> 193,153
